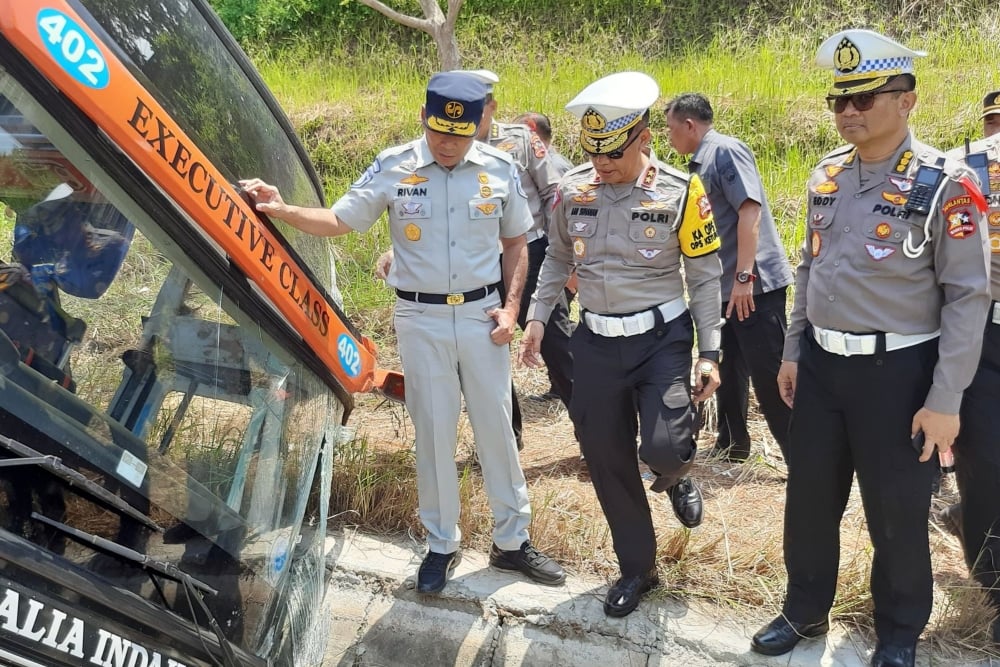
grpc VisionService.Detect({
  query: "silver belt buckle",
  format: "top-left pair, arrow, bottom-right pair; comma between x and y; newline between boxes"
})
993,302 -> 1000,325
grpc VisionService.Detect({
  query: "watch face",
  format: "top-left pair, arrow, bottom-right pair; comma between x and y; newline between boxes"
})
736,271 -> 750,283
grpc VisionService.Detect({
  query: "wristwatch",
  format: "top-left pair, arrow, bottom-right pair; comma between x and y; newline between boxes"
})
697,362 -> 714,376
735,271 -> 756,284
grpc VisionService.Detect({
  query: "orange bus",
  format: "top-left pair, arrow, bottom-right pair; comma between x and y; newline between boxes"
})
0,1 -> 398,664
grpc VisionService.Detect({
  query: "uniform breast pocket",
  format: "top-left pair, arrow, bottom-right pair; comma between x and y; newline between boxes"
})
393,197 -> 432,220
567,217 -> 598,263
859,218 -> 909,266
624,219 -> 673,268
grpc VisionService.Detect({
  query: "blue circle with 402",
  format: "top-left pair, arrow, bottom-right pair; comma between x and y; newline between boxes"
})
37,9 -> 109,90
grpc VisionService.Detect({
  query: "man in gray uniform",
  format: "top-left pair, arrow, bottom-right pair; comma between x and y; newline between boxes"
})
241,72 -> 564,596
664,92 -> 794,461
520,71 -> 723,618
940,89 -> 1000,644
750,31 -> 990,667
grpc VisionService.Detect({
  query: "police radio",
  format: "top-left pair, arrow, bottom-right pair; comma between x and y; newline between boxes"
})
966,151 -> 992,196
904,162 -> 946,215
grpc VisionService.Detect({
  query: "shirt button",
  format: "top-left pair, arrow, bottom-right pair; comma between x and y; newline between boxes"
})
828,295 -> 836,302
844,226 -> 850,232
452,274 -> 458,279
451,241 -> 456,247
855,193 -> 862,199
834,261 -> 840,267
450,207 -> 455,212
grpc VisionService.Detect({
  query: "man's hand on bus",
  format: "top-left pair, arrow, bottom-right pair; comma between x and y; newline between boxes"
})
239,178 -> 286,216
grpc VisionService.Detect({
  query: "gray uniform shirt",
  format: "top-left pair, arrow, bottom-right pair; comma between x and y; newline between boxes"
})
947,134 -> 1000,300
333,137 -> 532,293
528,159 -> 723,353
785,134 -> 991,413
689,128 -> 793,296
486,122 -> 562,240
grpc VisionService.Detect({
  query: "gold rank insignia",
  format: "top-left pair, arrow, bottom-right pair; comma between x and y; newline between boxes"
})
573,238 -> 586,257
478,173 -> 489,184
990,233 -> 1000,254
875,222 -> 892,239
893,150 -> 913,174
404,223 -> 421,241
577,183 -> 599,193
881,192 -> 907,206
480,186 -> 493,198
476,202 -> 498,216
989,212 -> 1000,227
496,141 -> 516,153
641,165 -> 656,189
644,226 -> 656,238
400,173 -> 428,185
640,200 -> 668,210
572,192 -> 597,204
811,230 -> 822,257
815,180 -> 839,194
824,165 -> 844,179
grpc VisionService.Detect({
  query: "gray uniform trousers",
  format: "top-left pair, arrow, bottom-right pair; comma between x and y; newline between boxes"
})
394,293 -> 531,554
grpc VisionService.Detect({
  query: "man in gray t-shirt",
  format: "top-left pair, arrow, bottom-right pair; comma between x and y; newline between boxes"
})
665,93 -> 794,462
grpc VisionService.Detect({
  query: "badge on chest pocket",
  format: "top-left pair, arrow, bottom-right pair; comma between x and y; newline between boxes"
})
394,197 -> 431,219
469,198 -> 503,220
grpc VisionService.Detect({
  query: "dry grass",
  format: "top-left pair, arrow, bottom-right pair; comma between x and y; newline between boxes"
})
332,341 -> 999,662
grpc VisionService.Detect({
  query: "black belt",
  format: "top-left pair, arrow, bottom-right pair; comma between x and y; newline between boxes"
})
395,282 -> 500,305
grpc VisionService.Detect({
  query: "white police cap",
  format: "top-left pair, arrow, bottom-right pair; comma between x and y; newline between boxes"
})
456,69 -> 499,92
816,29 -> 926,97
565,72 -> 659,155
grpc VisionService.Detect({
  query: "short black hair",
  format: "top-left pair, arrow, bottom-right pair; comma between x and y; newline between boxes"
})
664,93 -> 714,123
887,73 -> 916,91
513,111 -> 553,142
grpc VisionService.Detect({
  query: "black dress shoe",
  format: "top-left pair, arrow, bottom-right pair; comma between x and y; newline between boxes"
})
667,477 -> 703,528
416,550 -> 461,594
489,541 -> 566,585
870,642 -> 916,667
603,571 -> 659,617
750,615 -> 830,656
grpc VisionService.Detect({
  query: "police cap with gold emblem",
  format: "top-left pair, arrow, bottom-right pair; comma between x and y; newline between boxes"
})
816,29 -> 926,97
565,72 -> 659,156
424,72 -> 488,138
456,69 -> 500,93
982,90 -> 1000,119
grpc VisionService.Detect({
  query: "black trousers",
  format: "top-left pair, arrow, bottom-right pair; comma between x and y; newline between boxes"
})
505,237 -> 575,445
570,309 -> 695,576
716,287 -> 790,457
782,329 -> 938,646
955,317 -> 1000,611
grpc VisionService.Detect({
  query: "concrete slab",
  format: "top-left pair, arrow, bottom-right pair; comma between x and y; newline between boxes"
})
321,530 -> 988,666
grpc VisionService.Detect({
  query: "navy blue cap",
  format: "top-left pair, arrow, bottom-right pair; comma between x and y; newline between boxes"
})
424,72 -> 487,137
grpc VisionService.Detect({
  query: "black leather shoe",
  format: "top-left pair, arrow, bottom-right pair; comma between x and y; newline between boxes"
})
870,642 -> 916,667
416,550 -> 461,594
603,571 -> 659,617
750,615 -> 830,656
667,477 -> 703,528
489,541 -> 566,585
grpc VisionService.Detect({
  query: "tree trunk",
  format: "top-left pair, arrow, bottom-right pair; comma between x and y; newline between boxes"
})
355,0 -> 465,71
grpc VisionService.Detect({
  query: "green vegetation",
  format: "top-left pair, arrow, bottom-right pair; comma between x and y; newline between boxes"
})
209,0 -> 998,315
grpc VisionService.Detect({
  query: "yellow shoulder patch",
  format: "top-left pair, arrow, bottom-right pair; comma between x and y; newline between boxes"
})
678,174 -> 720,257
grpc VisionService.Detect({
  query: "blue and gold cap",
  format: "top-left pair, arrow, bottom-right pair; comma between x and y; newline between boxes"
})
565,72 -> 659,155
424,72 -> 487,137
982,90 -> 1000,119
817,29 -> 926,97
456,69 -> 499,93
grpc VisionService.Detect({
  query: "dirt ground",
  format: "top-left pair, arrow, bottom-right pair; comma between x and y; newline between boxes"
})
339,341 -> 997,663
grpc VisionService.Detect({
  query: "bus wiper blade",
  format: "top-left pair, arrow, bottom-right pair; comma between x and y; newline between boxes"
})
30,513 -> 218,596
0,434 -> 162,532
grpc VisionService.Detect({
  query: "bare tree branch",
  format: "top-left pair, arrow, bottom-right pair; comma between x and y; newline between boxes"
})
356,0 -> 432,32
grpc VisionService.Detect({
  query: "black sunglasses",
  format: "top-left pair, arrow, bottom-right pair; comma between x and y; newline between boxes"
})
825,89 -> 909,113
585,126 -> 643,160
